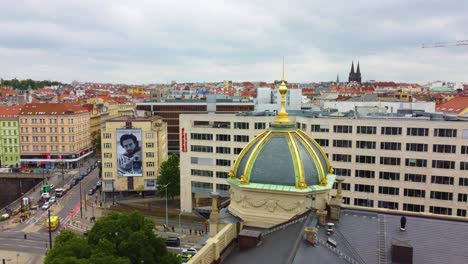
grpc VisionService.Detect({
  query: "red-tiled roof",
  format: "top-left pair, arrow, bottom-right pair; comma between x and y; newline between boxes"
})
19,103 -> 89,115
0,106 -> 22,120
436,95 -> 468,114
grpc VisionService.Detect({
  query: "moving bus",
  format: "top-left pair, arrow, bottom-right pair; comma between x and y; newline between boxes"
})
45,216 -> 60,231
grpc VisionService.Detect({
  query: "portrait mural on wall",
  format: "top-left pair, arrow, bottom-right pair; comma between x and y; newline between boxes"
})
116,129 -> 143,176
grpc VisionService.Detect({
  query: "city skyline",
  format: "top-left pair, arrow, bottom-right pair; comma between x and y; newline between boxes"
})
0,0 -> 467,84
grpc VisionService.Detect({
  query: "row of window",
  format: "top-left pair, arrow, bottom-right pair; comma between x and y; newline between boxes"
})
190,181 -> 230,192
1,121 -> 17,127
316,139 -> 467,154
103,171 -> 156,178
309,125 -> 460,138
190,133 -> 250,142
0,130 -> 18,135
102,133 -> 155,140
346,199 -> 467,216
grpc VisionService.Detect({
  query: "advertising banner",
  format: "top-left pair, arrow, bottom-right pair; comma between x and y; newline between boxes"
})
117,129 -> 143,177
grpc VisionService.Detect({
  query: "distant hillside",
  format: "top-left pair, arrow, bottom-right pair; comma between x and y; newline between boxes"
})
0,78 -> 63,90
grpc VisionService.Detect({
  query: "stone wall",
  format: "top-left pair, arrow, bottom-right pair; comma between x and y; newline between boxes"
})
188,223 -> 237,264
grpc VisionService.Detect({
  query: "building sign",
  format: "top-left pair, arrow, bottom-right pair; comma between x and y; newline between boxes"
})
116,129 -> 143,177
145,180 -> 156,190
181,128 -> 187,152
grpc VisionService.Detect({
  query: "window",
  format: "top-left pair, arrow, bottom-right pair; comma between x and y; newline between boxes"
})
459,178 -> 468,186
234,148 -> 243,155
103,143 -> 112,149
354,198 -> 373,207
461,162 -> 468,170
354,184 -> 374,193
311,124 -> 329,132
103,153 -> 112,158
103,133 -> 112,139
191,169 -> 213,177
380,142 -> 401,150
381,127 -> 402,135
146,162 -> 155,167
332,154 -> 352,162
355,170 -> 375,178
216,184 -> 230,192
457,209 -> 467,217
379,172 -> 400,181
434,128 -> 457,138
458,193 -> 468,202
333,125 -> 352,133
334,168 -> 351,177
191,157 -> 213,165
378,201 -> 398,210
356,141 -> 376,149
430,191 -> 453,201
404,173 -> 426,183
146,152 -> 154,158
405,158 -> 427,167
234,135 -> 249,142
406,143 -> 428,152
216,147 -> 231,154
333,140 -> 352,148
354,155 -> 375,164
431,175 -> 454,185
146,143 -> 154,148
191,145 -> 213,153
404,189 -> 425,198
104,162 -> 113,168
462,146 -> 468,154
379,186 -> 399,195
104,172 -> 112,178
216,171 -> 229,178
191,181 -> 213,191
432,160 -> 455,169
145,133 -> 154,139
216,134 -> 231,141
234,122 -> 249,129
403,203 -> 424,212
380,157 -> 400,166
430,206 -> 452,215
357,126 -> 376,134
144,171 -> 154,177
407,127 -> 428,136
315,139 -> 329,147
255,122 -> 266,130
341,183 -> 351,191
216,159 -> 231,166
191,133 -> 213,140
433,144 -> 456,153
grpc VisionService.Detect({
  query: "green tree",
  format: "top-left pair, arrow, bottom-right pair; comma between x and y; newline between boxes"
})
45,212 -> 179,264
157,154 -> 180,199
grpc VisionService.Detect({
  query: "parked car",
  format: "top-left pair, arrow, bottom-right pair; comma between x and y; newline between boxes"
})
96,180 -> 102,188
86,168 -> 92,175
42,201 -> 50,210
71,178 -> 79,187
77,174 -> 85,181
182,247 -> 198,255
41,192 -> 51,200
22,169 -> 32,174
87,188 -> 95,195
165,237 -> 180,247
49,196 -> 56,204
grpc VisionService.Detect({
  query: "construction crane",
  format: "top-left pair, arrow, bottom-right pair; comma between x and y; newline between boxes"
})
422,40 -> 468,48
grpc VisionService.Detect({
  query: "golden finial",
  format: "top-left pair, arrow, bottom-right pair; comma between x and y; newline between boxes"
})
297,181 -> 307,189
275,59 -> 291,123
320,175 -> 328,186
240,174 -> 249,184
228,170 -> 235,178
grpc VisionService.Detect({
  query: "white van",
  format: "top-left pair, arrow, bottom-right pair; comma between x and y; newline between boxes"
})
41,192 -> 51,200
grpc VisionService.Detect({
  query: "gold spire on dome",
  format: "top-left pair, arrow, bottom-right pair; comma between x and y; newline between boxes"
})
275,60 -> 292,123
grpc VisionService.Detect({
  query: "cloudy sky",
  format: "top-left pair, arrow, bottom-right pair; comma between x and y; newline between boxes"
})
0,0 -> 467,84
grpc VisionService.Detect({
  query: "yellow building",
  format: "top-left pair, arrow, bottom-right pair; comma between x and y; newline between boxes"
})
19,103 -> 92,169
100,115 -> 167,197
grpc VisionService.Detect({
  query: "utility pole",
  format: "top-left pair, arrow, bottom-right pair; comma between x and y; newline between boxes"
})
112,181 -> 115,206
159,183 -> 170,226
48,209 -> 52,249
79,180 -> 83,219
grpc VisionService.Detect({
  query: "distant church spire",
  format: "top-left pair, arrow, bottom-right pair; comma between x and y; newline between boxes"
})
348,60 -> 362,83
336,74 -> 339,83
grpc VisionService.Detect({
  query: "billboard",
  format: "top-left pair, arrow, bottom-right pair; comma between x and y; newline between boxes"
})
117,129 -> 143,177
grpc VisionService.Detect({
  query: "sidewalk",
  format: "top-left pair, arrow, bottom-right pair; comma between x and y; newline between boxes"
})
0,250 -> 43,264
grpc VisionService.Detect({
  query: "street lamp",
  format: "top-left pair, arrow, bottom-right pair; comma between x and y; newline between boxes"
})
159,183 -> 170,227
179,210 -> 184,234
79,180 -> 83,219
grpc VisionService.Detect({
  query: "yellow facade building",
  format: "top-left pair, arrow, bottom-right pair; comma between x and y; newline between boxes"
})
19,103 -> 92,169
100,115 -> 167,198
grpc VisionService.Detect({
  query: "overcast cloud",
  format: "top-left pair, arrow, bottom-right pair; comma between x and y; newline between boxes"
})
0,0 -> 467,84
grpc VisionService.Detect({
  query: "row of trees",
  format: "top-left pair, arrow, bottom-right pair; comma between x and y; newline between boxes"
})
0,78 -> 63,90
45,212 -> 180,264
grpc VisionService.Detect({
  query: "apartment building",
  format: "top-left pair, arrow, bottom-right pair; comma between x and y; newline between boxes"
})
19,103 -> 92,169
180,112 -> 468,219
100,115 -> 167,197
0,106 -> 21,167
136,99 -> 254,154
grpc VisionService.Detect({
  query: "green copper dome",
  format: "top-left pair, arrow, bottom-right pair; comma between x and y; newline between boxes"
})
228,122 -> 333,190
